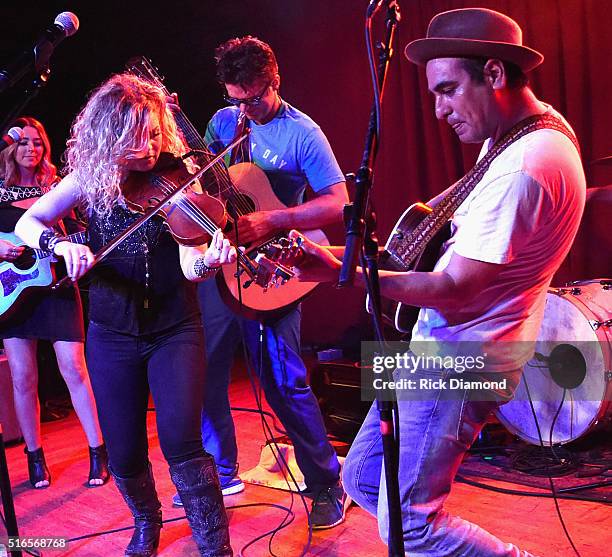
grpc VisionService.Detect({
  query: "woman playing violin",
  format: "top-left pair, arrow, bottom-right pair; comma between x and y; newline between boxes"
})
16,74 -> 234,557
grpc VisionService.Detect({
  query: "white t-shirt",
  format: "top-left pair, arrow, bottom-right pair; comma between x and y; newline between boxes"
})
411,110 -> 586,371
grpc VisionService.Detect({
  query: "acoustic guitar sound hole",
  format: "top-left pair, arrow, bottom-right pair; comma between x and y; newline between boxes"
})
13,249 -> 37,271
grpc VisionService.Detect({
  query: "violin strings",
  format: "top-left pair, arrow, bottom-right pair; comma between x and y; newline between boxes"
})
183,133 -> 254,217
200,153 -> 252,216
132,63 -> 252,216
171,112 -> 252,216
153,175 -> 253,269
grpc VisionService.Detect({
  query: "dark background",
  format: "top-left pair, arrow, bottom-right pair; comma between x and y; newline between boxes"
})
1,1 -> 610,348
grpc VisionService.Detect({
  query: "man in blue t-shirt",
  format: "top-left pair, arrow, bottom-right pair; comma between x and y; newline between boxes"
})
173,36 -> 349,530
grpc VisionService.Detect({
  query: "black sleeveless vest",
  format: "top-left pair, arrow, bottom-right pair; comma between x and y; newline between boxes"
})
87,202 -> 200,335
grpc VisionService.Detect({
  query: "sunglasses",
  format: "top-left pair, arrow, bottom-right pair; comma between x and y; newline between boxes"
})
224,81 -> 272,107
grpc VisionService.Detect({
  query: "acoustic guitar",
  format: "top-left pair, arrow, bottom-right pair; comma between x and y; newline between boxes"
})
367,203 -> 450,334
0,230 -> 86,320
219,162 -> 328,319
126,56 -> 327,319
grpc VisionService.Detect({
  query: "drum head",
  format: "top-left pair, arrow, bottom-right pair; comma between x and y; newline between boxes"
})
496,283 -> 611,445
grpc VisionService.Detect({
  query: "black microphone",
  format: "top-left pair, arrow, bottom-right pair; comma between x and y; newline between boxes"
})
0,12 -> 80,93
0,127 -> 23,152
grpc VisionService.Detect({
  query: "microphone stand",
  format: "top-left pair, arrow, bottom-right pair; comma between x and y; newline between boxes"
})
339,2 -> 403,556
0,68 -> 51,132
1,32 -> 58,128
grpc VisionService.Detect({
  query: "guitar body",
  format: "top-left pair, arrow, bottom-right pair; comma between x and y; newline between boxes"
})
0,232 -> 55,321
216,163 -> 328,320
366,203 -> 451,334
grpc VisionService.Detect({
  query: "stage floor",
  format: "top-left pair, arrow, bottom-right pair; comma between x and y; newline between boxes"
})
2,367 -> 610,556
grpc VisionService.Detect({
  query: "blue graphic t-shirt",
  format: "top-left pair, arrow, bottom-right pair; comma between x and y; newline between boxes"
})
205,102 -> 344,207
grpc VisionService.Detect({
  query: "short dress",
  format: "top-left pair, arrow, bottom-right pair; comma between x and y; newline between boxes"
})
0,183 -> 85,342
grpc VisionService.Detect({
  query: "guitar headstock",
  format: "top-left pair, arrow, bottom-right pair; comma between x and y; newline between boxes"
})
261,236 -> 305,267
245,237 -> 305,291
125,56 -> 169,94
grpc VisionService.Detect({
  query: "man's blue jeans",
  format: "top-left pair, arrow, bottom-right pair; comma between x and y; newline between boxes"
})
198,279 -> 340,490
344,366 -> 536,556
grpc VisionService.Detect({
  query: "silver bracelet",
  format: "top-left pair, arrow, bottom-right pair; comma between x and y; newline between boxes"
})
193,257 -> 220,279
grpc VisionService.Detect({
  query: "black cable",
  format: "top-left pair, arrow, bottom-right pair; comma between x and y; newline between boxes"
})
455,474 -> 611,503
230,406 -> 287,436
549,388 -> 567,462
57,503 -> 295,557
464,436 -> 610,500
231,215 -> 312,557
365,5 -> 382,140
511,445 -> 578,477
236,323 -> 312,557
523,374 -> 582,557
231,503 -> 296,557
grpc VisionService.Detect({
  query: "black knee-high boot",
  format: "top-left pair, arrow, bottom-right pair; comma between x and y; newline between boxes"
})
169,455 -> 232,557
111,463 -> 163,557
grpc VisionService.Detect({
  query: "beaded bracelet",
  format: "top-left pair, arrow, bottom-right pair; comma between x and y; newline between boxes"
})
193,257 -> 221,279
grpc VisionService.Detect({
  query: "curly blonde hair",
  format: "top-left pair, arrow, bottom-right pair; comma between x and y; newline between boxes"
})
65,73 -> 186,218
0,116 -> 58,188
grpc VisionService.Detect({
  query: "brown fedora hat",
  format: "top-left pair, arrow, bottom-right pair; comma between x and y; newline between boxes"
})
405,8 -> 543,72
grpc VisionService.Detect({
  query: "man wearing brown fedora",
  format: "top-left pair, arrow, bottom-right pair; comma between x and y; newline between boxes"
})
290,7 -> 586,556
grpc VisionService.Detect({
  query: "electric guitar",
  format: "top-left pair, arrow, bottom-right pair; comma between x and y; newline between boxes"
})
0,230 -> 87,320
126,56 -> 328,319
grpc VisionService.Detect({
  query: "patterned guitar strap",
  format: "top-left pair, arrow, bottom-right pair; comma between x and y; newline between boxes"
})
385,111 -> 580,270
229,111 -> 251,166
0,183 -> 50,204
0,180 -> 71,236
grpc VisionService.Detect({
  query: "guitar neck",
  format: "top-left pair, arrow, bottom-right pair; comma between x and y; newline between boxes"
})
174,111 -> 207,151
126,57 -> 208,152
35,230 -> 87,258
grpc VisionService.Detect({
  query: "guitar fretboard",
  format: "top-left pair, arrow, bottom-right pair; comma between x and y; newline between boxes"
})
34,231 -> 87,258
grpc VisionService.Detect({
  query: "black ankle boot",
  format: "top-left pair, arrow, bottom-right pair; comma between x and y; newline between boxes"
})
87,444 -> 110,487
169,455 -> 232,557
111,463 -> 162,557
25,446 -> 51,489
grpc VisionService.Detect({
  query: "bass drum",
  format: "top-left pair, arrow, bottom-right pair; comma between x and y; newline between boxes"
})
496,279 -> 612,445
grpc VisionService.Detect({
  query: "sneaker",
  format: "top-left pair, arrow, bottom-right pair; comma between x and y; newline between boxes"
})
219,474 -> 245,496
172,474 -> 245,507
309,484 -> 351,530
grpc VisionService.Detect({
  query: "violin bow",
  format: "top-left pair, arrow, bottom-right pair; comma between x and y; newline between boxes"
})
52,130 -> 250,289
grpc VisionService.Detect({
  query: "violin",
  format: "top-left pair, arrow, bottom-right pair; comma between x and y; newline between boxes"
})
52,140 -> 298,291
122,152 -> 227,246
